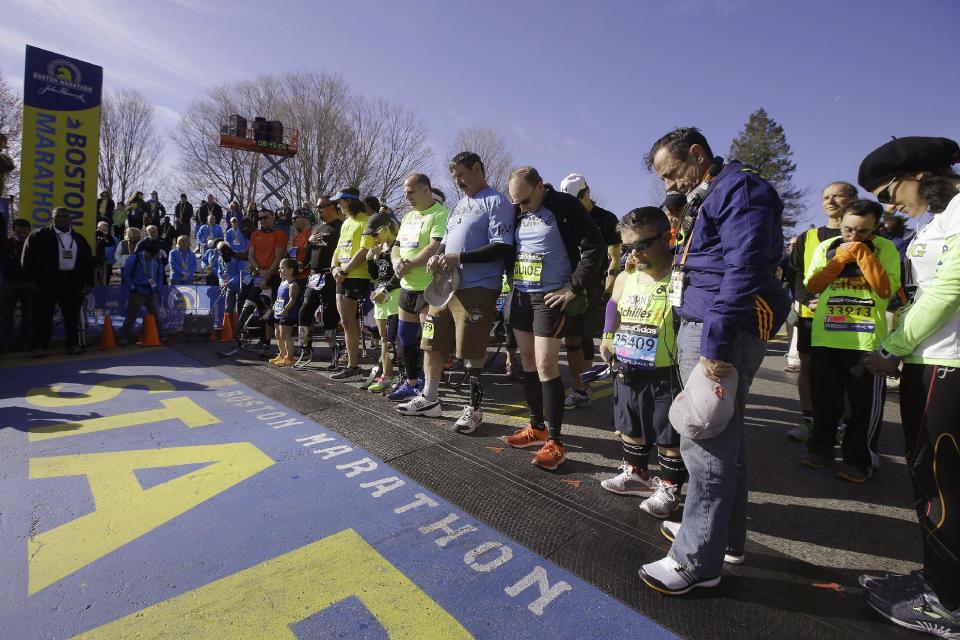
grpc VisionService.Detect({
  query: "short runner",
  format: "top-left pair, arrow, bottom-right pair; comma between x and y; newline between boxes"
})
508,289 -> 582,339
421,287 -> 499,360
336,277 -> 371,301
399,288 -> 428,315
797,317 -> 814,354
374,288 -> 400,321
612,366 -> 680,446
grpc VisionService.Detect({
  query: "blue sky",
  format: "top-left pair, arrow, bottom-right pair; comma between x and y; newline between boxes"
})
2,0 -> 958,228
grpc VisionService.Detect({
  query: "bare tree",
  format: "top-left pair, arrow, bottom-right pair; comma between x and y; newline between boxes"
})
171,72 -> 433,212
448,126 -> 514,197
0,68 -> 22,197
98,89 -> 164,203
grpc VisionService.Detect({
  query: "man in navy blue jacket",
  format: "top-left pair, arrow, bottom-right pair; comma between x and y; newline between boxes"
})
639,127 -> 789,595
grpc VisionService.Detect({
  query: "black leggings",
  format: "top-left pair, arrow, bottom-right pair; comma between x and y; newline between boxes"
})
899,363 -> 960,609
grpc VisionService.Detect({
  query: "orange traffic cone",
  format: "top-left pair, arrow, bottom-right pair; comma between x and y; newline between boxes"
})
219,311 -> 235,342
100,313 -> 118,350
138,314 -> 162,347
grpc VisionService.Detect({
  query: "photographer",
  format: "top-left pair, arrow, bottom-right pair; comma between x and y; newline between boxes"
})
118,238 -> 166,346
94,220 -> 116,285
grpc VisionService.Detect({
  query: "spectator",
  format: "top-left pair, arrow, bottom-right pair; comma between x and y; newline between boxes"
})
882,215 -> 913,259
118,238 -> 166,346
197,193 -> 223,226
21,207 -> 95,356
125,191 -> 148,229
299,200 -> 317,225
174,193 -> 194,242
215,241 -> 242,319
200,239 -> 219,285
225,201 -> 243,227
364,195 -> 381,215
244,201 -> 259,225
169,235 -> 198,285
158,215 -> 177,253
1,218 -> 36,352
196,214 -> 225,251
112,199 -> 127,239
94,220 -> 116,285
97,189 -> 115,227
115,227 -> 142,269
276,197 -> 294,237
147,190 -> 166,224
0,133 -> 14,197
226,216 -> 248,255
144,225 -> 168,284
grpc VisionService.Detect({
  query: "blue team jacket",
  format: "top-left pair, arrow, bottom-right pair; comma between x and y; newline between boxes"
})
122,251 -> 165,294
677,161 -> 790,362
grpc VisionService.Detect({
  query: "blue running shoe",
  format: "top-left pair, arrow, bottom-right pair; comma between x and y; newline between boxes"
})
388,381 -> 420,402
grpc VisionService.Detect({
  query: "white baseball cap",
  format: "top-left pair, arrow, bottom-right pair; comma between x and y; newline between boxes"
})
668,363 -> 739,440
559,173 -> 588,197
424,267 -> 460,309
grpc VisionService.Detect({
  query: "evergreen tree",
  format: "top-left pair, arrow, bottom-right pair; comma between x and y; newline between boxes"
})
728,108 -> 804,228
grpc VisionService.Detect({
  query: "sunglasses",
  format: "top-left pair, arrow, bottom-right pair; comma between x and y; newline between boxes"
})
621,232 -> 666,254
876,176 -> 900,205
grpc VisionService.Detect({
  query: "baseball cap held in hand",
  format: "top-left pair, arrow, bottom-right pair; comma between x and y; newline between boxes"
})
668,363 -> 739,440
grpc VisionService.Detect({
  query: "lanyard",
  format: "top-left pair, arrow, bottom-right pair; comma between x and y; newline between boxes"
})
56,230 -> 75,251
673,169 -> 721,268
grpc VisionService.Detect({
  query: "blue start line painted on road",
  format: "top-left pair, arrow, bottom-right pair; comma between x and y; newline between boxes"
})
0,349 -> 677,639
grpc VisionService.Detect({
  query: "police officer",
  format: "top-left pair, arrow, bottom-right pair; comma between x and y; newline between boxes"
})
22,207 -> 95,356
500,166 -> 604,470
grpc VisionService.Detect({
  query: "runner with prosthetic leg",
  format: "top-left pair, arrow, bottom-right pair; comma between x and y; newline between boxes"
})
598,207 -> 688,518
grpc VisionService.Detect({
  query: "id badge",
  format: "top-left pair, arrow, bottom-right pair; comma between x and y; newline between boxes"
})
147,278 -> 156,288
308,273 -> 323,290
288,246 -> 297,258
62,249 -> 74,260
668,268 -> 684,308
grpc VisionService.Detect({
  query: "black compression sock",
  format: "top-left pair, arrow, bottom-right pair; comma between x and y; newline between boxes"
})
542,377 -> 565,442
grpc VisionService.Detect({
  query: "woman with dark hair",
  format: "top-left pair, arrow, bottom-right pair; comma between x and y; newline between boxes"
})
125,191 -> 149,229
859,136 -> 960,637
329,187 -> 373,380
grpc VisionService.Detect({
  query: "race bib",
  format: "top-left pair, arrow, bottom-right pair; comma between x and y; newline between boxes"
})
287,246 -> 298,259
422,316 -> 435,340
308,273 -> 324,290
613,324 -> 659,368
398,219 -> 423,249
495,295 -> 507,313
339,240 -> 353,265
823,295 -> 876,333
273,298 -> 285,316
668,268 -> 684,307
514,252 -> 543,283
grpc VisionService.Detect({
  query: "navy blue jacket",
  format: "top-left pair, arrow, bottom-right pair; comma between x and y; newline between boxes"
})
676,161 -> 790,361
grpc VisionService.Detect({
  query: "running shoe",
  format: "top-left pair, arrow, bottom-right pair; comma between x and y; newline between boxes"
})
640,556 -> 720,596
867,585 -> 960,638
836,463 -> 873,484
783,361 -> 801,373
640,478 -> 681,519
887,376 -> 901,393
787,419 -> 812,442
600,465 -> 655,497
503,424 -> 548,449
275,357 -> 295,367
800,452 -> 834,469
660,521 -> 745,565
564,387 -> 591,410
330,366 -> 362,381
396,395 -> 441,417
452,405 -> 483,434
269,354 -> 285,364
387,381 -> 420,402
860,570 -> 929,600
367,376 -> 390,393
532,440 -> 565,470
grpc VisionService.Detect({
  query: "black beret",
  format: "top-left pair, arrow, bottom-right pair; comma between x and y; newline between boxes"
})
858,136 -> 960,192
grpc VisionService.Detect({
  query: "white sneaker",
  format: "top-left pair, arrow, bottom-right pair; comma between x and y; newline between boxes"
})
639,477 -> 681,519
659,521 -> 746,565
600,465 -> 655,497
640,556 -> 720,595
397,395 -> 441,417
452,405 -> 483,434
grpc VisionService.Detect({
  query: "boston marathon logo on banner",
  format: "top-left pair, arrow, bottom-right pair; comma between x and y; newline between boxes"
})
19,45 -> 102,246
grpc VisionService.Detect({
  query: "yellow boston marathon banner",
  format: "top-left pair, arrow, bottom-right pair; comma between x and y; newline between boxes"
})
19,45 -> 102,246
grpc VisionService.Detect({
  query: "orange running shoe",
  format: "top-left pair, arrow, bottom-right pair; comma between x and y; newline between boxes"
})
503,424 -> 548,449
276,356 -> 295,367
533,440 -> 566,470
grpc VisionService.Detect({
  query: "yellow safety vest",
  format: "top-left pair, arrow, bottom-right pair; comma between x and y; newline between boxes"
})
800,227 -> 821,318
